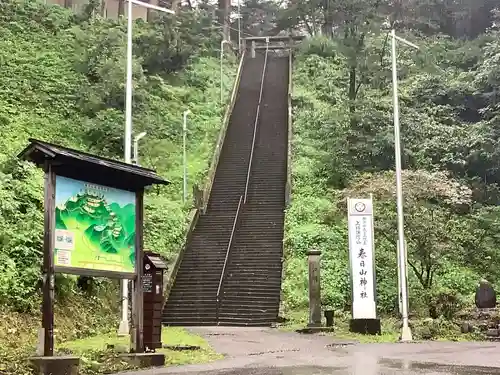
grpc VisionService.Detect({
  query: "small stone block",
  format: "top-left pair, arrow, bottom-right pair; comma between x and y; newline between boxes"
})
163,345 -> 200,351
30,356 -> 80,375
478,322 -> 488,332
486,328 -> 499,337
419,327 -> 432,340
296,326 -> 335,334
475,280 -> 496,308
307,322 -> 322,328
307,250 -> 321,256
349,319 -> 381,335
119,352 -> 165,368
461,322 -> 472,334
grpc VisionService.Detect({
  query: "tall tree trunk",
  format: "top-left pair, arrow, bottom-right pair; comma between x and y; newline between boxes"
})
321,0 -> 333,38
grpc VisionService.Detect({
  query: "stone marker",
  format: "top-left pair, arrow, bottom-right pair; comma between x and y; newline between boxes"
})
475,279 -> 497,309
307,249 -> 322,327
487,328 -> 499,337
461,322 -> 472,334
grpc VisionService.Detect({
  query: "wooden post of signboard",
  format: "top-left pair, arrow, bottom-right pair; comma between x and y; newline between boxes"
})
42,161 -> 56,356
134,189 -> 145,353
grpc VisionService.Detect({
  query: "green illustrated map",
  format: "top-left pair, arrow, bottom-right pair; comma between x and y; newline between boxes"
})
54,176 -> 136,274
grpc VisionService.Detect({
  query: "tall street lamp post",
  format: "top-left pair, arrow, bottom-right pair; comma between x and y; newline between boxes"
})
237,0 -> 241,52
182,110 -> 190,203
220,40 -> 231,104
390,29 -> 419,342
119,0 -> 175,337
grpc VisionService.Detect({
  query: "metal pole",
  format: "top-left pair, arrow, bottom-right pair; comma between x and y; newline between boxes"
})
237,0 -> 241,53
119,0 -> 134,337
120,0 -> 174,338
220,40 -> 224,104
391,29 -> 412,342
183,110 -> 190,203
125,0 -> 133,165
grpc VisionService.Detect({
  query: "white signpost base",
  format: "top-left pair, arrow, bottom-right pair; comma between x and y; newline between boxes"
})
347,197 -> 381,335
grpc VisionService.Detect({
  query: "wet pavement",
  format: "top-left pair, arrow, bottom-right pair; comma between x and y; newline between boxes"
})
125,327 -> 500,375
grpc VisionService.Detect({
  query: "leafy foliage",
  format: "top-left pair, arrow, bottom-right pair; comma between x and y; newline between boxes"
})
284,3 -> 500,320
0,288 -> 120,375
0,0 -> 236,314
0,0 -> 237,371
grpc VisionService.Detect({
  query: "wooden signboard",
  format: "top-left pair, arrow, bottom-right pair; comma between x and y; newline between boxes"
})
18,139 -> 170,356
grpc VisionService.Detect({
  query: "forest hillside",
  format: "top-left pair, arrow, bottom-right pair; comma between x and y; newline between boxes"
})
280,0 -> 500,322
0,1 -> 235,371
2,0 -> 500,371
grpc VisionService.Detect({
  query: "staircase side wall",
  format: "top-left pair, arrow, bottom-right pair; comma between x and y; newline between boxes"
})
279,50 -> 293,321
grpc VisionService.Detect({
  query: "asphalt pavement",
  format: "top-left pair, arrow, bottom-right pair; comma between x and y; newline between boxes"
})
124,327 -> 500,375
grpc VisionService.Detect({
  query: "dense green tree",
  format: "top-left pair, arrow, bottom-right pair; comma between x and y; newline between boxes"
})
0,0 -> 236,312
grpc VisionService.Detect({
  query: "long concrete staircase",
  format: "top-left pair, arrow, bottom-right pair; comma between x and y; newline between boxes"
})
162,44 -> 290,326
218,55 -> 289,326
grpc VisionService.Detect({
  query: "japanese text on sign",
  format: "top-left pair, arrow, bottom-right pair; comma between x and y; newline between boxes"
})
348,198 -> 377,320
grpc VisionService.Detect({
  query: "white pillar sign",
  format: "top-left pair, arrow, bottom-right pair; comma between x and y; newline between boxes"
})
347,197 -> 377,320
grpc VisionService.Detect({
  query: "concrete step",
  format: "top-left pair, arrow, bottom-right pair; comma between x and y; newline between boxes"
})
163,321 -> 218,326
222,290 -> 280,298
217,316 -> 277,326
162,306 -> 217,313
219,299 -> 279,308
167,291 -> 218,300
224,272 -> 281,281
222,281 -> 281,289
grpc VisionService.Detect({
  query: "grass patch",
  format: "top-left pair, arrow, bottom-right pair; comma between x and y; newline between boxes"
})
0,289 -> 120,375
60,326 -> 223,370
280,309 -> 398,343
0,298 -> 221,375
280,310 -> 399,343
279,309 -> 481,343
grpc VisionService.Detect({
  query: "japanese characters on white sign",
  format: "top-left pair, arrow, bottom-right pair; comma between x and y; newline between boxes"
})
347,197 -> 377,320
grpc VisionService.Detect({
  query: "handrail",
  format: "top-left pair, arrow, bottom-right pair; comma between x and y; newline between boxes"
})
280,47 -> 294,321
244,40 -> 270,204
216,195 -> 244,320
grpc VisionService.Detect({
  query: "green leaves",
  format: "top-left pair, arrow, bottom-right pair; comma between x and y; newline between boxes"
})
0,163 -> 43,312
286,20 -> 500,316
0,0 -> 236,314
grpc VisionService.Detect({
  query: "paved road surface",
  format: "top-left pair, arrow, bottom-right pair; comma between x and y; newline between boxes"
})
125,327 -> 500,375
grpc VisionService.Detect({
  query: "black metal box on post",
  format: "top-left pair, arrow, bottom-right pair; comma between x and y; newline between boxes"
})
18,139 -> 169,374
142,252 -> 167,351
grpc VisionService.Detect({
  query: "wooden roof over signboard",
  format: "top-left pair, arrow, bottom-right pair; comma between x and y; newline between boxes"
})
18,138 -> 170,191
145,253 -> 168,270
